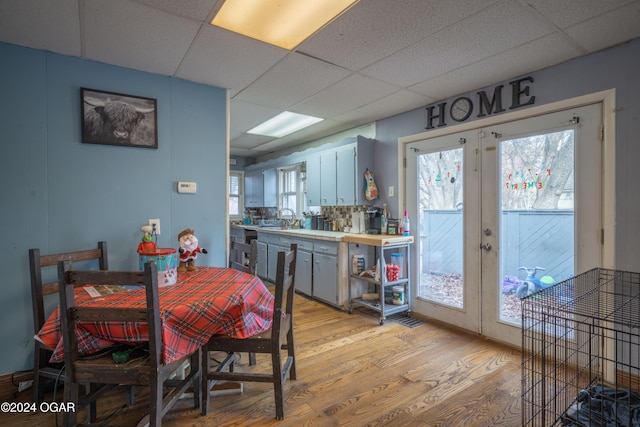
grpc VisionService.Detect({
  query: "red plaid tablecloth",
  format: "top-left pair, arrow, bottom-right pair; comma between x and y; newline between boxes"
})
36,267 -> 274,365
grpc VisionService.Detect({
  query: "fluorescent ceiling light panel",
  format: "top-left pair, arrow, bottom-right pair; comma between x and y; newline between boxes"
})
247,112 -> 323,138
211,0 -> 359,50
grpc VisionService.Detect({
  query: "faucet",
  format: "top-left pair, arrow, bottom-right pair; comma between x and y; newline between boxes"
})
278,208 -> 295,228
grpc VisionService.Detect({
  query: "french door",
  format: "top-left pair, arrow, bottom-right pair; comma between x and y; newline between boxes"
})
406,104 -> 603,346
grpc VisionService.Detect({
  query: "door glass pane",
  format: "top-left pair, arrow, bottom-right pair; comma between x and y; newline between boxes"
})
499,130 -> 575,324
418,148 -> 464,308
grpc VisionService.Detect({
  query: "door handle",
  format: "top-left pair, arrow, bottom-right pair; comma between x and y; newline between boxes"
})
480,243 -> 492,252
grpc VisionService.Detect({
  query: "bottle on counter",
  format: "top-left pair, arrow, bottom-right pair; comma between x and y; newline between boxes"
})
401,210 -> 410,236
381,203 -> 388,234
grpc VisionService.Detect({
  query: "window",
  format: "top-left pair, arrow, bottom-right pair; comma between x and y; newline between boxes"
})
278,164 -> 305,217
229,171 -> 243,219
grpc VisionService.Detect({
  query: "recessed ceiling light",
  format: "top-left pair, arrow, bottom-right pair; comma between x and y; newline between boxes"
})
247,112 -> 323,138
211,0 -> 359,50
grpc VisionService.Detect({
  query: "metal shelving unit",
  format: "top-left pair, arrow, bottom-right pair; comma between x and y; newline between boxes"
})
346,236 -> 412,325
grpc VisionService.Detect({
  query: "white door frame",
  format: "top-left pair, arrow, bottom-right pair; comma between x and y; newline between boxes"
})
398,90 -> 617,319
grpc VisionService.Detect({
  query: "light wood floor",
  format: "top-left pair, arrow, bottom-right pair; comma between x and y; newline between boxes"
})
4,293 -> 522,426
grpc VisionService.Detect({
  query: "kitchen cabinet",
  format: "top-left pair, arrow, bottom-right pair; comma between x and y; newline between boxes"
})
256,240 -> 267,279
244,168 -> 277,208
262,234 -> 293,282
244,169 -> 264,207
257,230 -> 347,308
230,226 -> 257,243
291,238 -> 313,296
306,154 -> 321,207
305,136 -> 375,208
313,241 -> 339,305
320,150 -> 336,206
262,167 -> 277,207
336,137 -> 375,206
345,234 -> 413,324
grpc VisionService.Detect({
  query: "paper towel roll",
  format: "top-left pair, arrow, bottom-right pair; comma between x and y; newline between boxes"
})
351,212 -> 360,233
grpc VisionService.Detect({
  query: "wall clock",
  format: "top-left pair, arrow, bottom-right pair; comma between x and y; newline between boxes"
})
450,97 -> 472,122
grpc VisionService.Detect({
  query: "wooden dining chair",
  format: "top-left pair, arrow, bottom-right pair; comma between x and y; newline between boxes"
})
201,244 -> 298,420
229,239 -> 258,275
58,261 -> 200,427
29,242 -> 109,405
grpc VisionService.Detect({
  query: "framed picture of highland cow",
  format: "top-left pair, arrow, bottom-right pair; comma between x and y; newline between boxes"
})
81,88 -> 158,149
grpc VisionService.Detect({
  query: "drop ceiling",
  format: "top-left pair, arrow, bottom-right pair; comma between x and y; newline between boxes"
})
1,0 -> 638,157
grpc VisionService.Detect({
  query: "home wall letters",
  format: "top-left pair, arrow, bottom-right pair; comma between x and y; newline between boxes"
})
425,76 -> 536,129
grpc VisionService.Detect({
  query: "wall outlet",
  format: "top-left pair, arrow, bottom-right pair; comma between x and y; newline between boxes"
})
149,218 -> 161,235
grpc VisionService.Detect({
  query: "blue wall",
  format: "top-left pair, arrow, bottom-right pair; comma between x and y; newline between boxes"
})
0,42 -> 228,374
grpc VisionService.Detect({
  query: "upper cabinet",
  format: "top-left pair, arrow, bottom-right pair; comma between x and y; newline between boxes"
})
262,168 -> 277,207
244,169 -> 263,207
320,150 -> 337,206
306,153 -> 321,207
336,137 -> 375,206
245,135 -> 375,209
245,168 -> 277,208
304,136 -> 375,207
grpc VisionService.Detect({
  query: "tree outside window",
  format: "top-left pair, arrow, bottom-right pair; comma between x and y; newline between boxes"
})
278,164 -> 304,217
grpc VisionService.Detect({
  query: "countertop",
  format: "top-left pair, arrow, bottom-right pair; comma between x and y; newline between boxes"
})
231,223 -> 413,245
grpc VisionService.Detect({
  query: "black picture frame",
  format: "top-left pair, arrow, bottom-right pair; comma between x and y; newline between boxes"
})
81,88 -> 158,149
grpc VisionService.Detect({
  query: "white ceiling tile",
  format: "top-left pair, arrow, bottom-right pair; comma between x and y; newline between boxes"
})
563,2 -> 640,52
229,100 -> 283,140
410,32 -> 583,100
336,90 -> 435,123
83,0 -> 200,76
133,0 -> 217,21
298,0 -> 500,71
525,0 -> 636,28
361,0 -> 553,87
233,52 -> 351,108
0,0 -> 81,56
291,74 -> 398,118
177,26 -> 287,95
230,133 -> 274,150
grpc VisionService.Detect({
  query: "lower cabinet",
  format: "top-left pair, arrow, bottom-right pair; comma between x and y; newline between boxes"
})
256,240 -> 267,279
295,248 -> 313,296
312,241 -> 339,306
257,232 -> 343,307
267,243 -> 280,282
291,238 -> 313,297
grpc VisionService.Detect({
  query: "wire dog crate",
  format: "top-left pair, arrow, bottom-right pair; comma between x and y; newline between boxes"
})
522,268 -> 640,426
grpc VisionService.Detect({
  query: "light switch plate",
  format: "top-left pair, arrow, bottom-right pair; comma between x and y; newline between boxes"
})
178,181 -> 197,194
388,186 -> 395,197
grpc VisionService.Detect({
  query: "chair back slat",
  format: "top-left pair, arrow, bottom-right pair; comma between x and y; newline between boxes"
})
272,244 -> 297,336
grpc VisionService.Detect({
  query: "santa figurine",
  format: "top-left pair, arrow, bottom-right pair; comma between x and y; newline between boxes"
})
177,228 -> 207,273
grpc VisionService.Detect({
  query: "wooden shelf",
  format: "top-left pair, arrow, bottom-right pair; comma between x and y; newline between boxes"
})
342,234 -> 413,247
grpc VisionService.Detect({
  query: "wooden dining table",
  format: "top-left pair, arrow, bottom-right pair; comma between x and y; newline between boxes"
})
36,267 -> 274,365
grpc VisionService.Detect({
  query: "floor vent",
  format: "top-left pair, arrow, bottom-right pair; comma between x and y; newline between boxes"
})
386,313 -> 426,328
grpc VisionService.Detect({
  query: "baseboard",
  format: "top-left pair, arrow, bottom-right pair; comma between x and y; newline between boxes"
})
617,369 -> 640,392
0,370 -> 33,401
